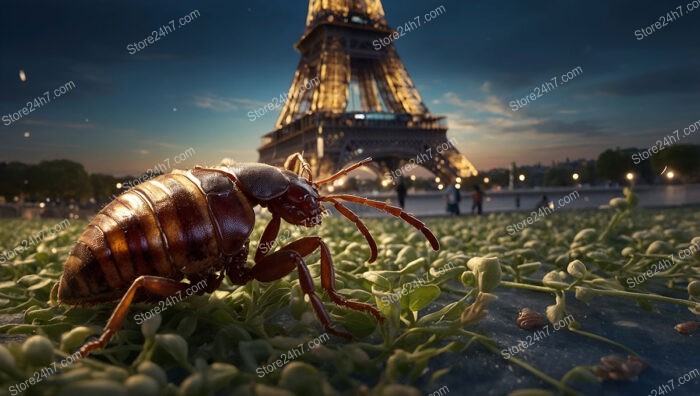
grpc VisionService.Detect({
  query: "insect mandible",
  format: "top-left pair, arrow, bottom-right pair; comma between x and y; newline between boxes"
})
52,153 -> 440,356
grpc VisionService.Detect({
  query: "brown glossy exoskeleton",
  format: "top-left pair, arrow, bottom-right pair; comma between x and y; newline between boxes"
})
53,153 -> 439,356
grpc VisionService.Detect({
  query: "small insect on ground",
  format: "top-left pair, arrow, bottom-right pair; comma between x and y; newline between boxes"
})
51,153 -> 440,356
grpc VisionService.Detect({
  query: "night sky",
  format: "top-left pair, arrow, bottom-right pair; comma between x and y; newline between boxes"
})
2,0 -> 699,176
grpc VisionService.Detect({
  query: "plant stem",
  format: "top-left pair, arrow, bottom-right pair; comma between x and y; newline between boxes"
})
478,339 -> 582,396
567,326 -> 639,356
501,280 -> 558,294
580,287 -> 698,309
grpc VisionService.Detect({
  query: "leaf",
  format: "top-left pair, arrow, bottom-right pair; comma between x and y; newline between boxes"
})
408,285 -> 441,312
362,271 -> 392,290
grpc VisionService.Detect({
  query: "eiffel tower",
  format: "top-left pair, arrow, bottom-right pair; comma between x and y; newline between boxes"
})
257,0 -> 477,183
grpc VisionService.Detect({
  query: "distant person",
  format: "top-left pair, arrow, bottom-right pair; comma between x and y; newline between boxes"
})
445,184 -> 461,215
515,193 -> 521,209
536,195 -> 549,209
396,178 -> 407,209
471,184 -> 484,215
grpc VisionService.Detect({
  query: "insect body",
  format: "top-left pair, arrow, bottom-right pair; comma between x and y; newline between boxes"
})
54,154 -> 439,356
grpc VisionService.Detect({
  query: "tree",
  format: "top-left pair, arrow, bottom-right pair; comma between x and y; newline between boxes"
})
0,162 -> 32,202
596,148 -> 635,183
28,160 -> 92,202
650,144 -> 700,182
90,174 -> 120,204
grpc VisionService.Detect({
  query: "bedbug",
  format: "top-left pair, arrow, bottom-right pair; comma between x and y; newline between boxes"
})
52,153 -> 440,356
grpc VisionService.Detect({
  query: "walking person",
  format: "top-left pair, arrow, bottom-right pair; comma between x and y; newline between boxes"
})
445,184 -> 461,215
396,178 -> 407,209
471,184 -> 484,215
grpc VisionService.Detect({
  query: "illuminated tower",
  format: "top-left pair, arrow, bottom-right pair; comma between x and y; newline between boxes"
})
257,0 -> 477,182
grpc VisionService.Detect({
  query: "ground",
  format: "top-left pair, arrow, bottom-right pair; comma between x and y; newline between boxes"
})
0,198 -> 698,396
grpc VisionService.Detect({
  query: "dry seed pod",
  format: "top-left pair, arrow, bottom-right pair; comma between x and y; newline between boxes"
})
516,308 -> 544,330
592,355 -> 649,381
674,321 -> 699,335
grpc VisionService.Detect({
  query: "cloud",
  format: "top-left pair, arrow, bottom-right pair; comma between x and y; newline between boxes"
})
193,93 -> 267,112
595,65 -> 700,96
444,91 -> 513,117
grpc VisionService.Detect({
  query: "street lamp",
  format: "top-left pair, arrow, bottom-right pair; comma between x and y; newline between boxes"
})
625,172 -> 634,181
572,173 -> 580,181
483,177 -> 490,184
518,174 -> 526,182
666,171 -> 675,180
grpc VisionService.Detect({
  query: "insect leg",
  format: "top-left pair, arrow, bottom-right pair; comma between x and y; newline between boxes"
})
323,198 -> 377,263
255,215 -> 281,262
282,237 -> 383,322
79,275 -> 191,357
249,244 -> 352,339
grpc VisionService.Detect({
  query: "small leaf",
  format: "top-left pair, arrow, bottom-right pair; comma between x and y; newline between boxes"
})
362,271 -> 391,290
408,285 -> 441,312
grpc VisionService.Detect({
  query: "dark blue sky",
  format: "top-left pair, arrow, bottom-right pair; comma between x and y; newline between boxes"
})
1,0 -> 699,175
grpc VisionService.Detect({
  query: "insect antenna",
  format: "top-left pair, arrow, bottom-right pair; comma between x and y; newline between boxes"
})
322,194 -> 440,251
315,157 -> 373,186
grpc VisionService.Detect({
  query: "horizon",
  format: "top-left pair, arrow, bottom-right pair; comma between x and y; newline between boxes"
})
2,0 -> 700,176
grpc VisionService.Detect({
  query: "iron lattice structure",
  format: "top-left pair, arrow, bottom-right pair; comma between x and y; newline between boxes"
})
257,0 -> 477,183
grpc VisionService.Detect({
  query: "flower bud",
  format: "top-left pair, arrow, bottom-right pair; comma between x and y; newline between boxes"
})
0,345 -> 16,373
179,372 -> 205,396
137,361 -> 167,386
467,257 -> 502,293
141,312 -> 162,339
645,240 -> 675,255
61,326 -> 99,353
546,294 -> 567,325
460,271 -> 475,287
688,280 -> 700,299
573,228 -> 597,244
609,197 -> 628,211
575,286 -> 595,304
567,260 -> 587,279
542,270 -> 569,289
155,334 -> 188,365
22,335 -> 54,367
126,374 -> 160,396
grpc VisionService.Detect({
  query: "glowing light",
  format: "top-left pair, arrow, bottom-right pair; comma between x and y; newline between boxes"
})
435,177 -> 441,183
437,184 -> 444,190
116,183 -> 123,189
518,174 -> 526,182
19,70 -> 26,82
455,183 -> 461,189
327,186 -> 335,192
456,177 -> 462,183
381,179 -> 390,187
39,202 -> 45,208
483,177 -> 490,184
625,172 -> 634,181
572,173 -> 580,181
410,175 -> 416,181
666,171 -> 675,180
23,131 -> 30,138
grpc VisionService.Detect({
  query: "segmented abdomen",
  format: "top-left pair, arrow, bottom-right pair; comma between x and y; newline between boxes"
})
57,168 -> 254,304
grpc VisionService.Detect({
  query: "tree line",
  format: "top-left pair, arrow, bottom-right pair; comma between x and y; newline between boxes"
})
0,144 -> 697,203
